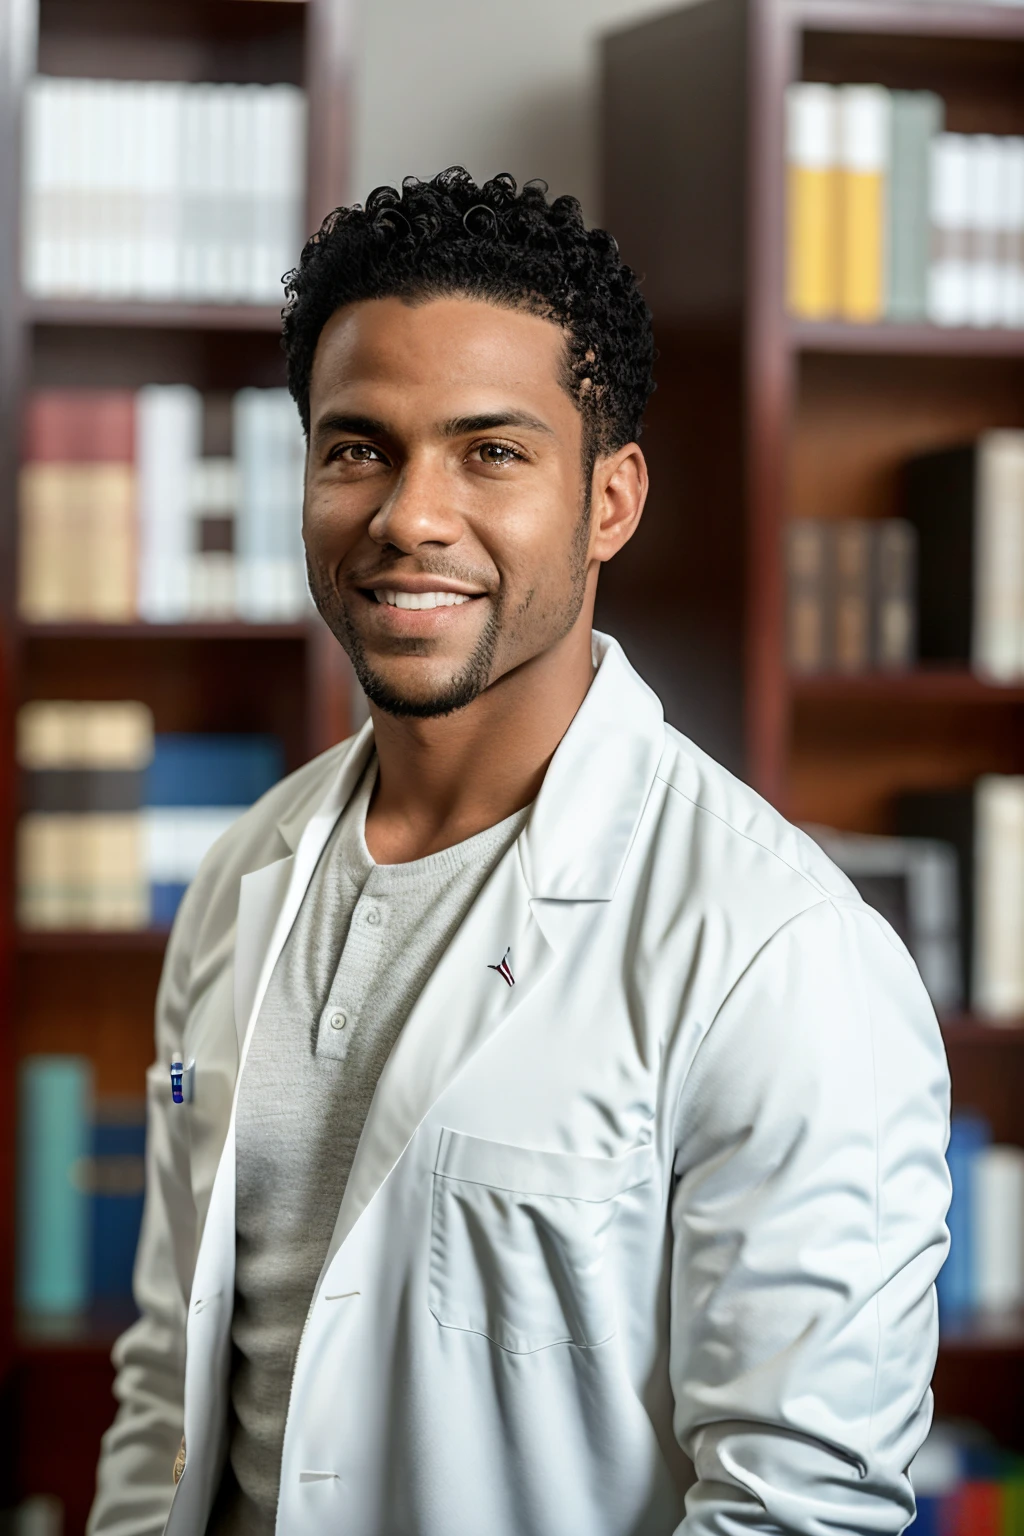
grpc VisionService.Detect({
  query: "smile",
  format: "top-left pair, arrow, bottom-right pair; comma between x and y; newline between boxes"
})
372,590 -> 477,610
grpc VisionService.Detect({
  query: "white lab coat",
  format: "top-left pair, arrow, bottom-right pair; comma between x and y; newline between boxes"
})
88,633 -> 950,1536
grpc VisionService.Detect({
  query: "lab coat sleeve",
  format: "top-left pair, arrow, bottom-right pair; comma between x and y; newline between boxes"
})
87,882 -> 202,1536
669,896 -> 951,1535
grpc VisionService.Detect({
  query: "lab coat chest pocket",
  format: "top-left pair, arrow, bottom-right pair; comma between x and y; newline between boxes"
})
428,1127 -> 653,1354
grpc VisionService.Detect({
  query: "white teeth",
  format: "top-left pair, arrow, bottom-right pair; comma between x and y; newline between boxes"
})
373,589 -> 473,610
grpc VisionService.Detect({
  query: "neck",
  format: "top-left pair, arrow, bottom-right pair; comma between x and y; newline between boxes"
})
363,613 -> 597,864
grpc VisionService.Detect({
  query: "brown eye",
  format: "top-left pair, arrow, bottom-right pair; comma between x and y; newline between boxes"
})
333,442 -> 385,465
476,443 -> 521,466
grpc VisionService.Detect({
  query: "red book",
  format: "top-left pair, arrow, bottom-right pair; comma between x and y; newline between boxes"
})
23,390 -> 135,463
942,1481 -> 1001,1536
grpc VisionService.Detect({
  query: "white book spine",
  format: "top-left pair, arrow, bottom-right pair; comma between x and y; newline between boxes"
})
972,432 -> 1024,680
973,1145 -> 1024,1310
22,77 -> 47,294
137,385 -> 202,622
967,136 -> 1003,328
928,134 -> 971,326
973,774 -> 1024,1019
179,84 -> 205,299
205,86 -> 231,300
1002,137 -> 1024,329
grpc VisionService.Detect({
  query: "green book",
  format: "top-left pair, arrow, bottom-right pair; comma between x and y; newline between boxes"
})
887,91 -> 944,321
17,1055 -> 93,1318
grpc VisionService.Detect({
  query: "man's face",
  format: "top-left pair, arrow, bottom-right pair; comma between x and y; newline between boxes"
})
303,294 -> 594,717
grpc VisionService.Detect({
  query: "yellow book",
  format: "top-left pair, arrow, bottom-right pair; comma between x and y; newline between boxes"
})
838,86 -> 891,322
19,463 -> 137,620
786,84 -> 839,318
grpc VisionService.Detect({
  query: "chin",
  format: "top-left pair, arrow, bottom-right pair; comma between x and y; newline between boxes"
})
357,659 -> 489,720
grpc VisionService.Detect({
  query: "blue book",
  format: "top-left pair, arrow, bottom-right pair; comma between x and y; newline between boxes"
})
17,1056 -> 93,1317
145,735 -> 284,808
90,1099 -> 146,1307
937,1110 -> 991,1319
906,1495 -> 941,1534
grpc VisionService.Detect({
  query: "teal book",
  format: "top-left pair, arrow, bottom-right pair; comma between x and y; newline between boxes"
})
887,91 -> 944,321
17,1055 -> 93,1317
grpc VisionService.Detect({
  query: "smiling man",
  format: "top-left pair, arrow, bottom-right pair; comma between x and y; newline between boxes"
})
89,170 -> 950,1536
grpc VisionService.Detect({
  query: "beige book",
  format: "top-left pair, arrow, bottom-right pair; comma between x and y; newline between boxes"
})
85,814 -> 147,929
18,466 -> 69,619
18,700 -> 154,769
16,813 -> 72,928
973,774 -> 1024,1020
87,465 -> 136,620
973,431 -> 1024,682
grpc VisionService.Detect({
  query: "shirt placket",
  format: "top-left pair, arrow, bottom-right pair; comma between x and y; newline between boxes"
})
314,884 -> 389,1061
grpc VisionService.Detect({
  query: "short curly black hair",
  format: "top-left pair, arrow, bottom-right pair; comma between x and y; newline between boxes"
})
281,167 -> 654,459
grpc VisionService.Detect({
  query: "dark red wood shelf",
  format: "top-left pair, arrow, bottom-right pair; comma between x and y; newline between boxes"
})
27,298 -> 284,332
17,929 -> 170,954
942,1017 -> 1024,1047
791,670 -> 1024,704
790,318 -> 1024,358
19,621 -> 312,641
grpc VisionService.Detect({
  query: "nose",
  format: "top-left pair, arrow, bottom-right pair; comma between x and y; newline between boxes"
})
368,451 -> 462,553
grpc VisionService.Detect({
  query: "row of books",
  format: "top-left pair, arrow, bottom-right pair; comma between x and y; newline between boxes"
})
786,518 -> 915,674
18,386 -> 309,623
940,1111 -> 1024,1317
787,431 -> 1024,680
911,1421 -> 1024,1534
17,1055 -> 144,1320
787,82 -> 1024,327
22,76 -> 306,303
16,702 -> 284,929
813,774 -> 1024,1021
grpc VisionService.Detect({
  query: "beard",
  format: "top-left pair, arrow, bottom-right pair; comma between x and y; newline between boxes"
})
306,559 -> 506,718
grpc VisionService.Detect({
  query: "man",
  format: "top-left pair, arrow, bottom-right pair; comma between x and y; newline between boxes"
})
89,169 -> 949,1536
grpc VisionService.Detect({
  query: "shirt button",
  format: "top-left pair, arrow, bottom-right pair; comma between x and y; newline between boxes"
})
329,1011 -> 347,1031
366,907 -> 381,927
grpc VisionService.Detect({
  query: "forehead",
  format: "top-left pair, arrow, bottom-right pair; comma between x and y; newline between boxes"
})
309,295 -> 573,422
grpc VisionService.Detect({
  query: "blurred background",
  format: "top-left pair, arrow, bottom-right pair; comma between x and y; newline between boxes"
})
1,0 -> 1023,1530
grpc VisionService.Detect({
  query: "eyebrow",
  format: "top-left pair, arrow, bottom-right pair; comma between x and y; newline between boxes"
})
312,408 -> 555,447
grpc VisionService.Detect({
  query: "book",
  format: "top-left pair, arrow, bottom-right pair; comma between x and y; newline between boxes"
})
937,1110 -> 991,1319
143,733 -> 285,924
968,136 -> 1005,329
16,702 -> 154,930
887,92 -> 944,322
17,1056 -> 93,1317
973,776 -> 1024,1021
973,1144 -> 1024,1311
786,83 -> 838,319
22,77 -> 307,304
234,388 -> 309,619
837,85 -> 890,322
786,518 -> 918,675
89,1097 -> 146,1308
802,826 -> 961,1012
18,389 -> 136,623
874,519 -> 917,669
786,519 -> 830,672
137,384 -> 202,622
929,134 -> 972,326
1000,137 -> 1024,328
832,519 -> 873,672
903,433 -> 1024,679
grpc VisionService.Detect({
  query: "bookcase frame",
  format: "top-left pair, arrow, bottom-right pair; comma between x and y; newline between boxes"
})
0,0 -> 354,1524
602,0 -> 1024,1451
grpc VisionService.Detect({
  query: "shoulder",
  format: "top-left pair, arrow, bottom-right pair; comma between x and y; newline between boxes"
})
651,721 -> 860,910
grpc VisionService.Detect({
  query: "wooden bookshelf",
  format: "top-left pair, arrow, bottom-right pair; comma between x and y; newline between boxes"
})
603,0 -> 1024,1453
0,0 -> 354,1527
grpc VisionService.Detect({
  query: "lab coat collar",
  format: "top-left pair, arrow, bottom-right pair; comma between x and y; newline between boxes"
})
273,631 -> 665,902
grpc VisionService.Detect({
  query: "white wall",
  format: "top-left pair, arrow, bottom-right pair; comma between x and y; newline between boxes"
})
352,0 -> 680,222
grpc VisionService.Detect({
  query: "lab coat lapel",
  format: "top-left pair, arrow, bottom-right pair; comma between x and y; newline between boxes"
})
323,840 -> 558,1266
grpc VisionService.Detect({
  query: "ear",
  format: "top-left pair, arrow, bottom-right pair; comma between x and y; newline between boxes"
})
587,442 -> 649,565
